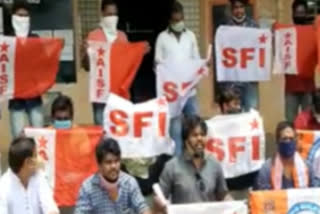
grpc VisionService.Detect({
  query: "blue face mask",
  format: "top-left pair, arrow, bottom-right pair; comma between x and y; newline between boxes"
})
278,140 -> 296,158
53,120 -> 72,129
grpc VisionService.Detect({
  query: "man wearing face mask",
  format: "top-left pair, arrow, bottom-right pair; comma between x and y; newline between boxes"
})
83,0 -> 150,126
0,137 -> 59,214
7,1 -> 44,138
154,115 -> 230,212
294,89 -> 320,130
75,138 -> 151,214
51,95 -> 74,130
155,1 -> 201,156
284,0 -> 316,123
220,0 -> 259,113
253,121 -> 316,190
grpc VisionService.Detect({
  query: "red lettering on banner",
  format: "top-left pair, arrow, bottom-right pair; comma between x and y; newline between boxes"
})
229,137 -> 246,163
158,112 -> 167,137
109,110 -> 167,138
110,110 -> 129,136
251,136 -> 260,160
97,78 -> 105,88
283,32 -> 293,70
96,58 -> 105,67
259,48 -> 265,68
98,68 -> 104,77
134,112 -> 153,137
96,89 -> 104,98
98,47 -> 105,57
240,48 -> 255,69
0,42 -> 9,96
207,136 -> 261,163
38,137 -> 48,161
222,48 -> 237,68
163,82 -> 178,102
206,138 -> 225,161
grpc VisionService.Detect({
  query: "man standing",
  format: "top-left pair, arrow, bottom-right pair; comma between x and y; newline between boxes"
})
285,0 -> 316,123
220,0 -> 258,112
0,137 -> 59,214
8,1 -> 44,138
155,1 -> 200,156
74,138 -> 151,214
155,115 -> 229,209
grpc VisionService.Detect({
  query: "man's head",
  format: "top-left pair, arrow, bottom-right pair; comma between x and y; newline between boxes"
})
11,1 -> 30,37
182,115 -> 208,159
219,89 -> 241,114
51,95 -> 73,129
292,0 -> 308,25
101,0 -> 118,17
169,1 -> 185,33
96,138 -> 121,183
230,0 -> 248,23
275,121 -> 297,159
9,137 -> 38,176
312,89 -> 320,123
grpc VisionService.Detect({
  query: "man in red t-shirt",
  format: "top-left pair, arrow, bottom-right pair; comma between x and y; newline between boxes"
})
286,0 -> 316,123
294,89 -> 320,130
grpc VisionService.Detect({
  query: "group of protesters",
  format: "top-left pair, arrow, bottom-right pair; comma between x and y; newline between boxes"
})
1,0 -> 320,213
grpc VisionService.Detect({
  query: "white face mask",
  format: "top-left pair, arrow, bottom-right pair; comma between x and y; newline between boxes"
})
171,21 -> 185,33
232,14 -> 247,24
12,15 -> 30,38
315,114 -> 320,123
100,15 -> 119,35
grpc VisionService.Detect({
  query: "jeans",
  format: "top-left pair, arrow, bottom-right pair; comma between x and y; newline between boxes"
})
170,95 -> 198,156
218,82 -> 258,112
9,103 -> 44,138
92,103 -> 106,126
285,92 -> 312,123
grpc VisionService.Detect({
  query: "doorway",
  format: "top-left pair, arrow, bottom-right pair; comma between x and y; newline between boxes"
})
117,0 -> 175,103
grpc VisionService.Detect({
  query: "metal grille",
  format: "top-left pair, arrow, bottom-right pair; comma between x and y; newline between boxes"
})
78,0 -> 100,40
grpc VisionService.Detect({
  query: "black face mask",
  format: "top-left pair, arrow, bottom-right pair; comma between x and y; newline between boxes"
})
293,16 -> 308,25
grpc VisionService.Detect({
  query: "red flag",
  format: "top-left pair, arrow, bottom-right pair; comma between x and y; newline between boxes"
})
25,126 -> 104,206
89,42 -> 145,102
274,23 -> 317,78
0,36 -> 63,101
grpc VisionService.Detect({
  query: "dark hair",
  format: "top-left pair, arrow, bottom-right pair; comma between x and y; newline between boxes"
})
312,89 -> 320,113
51,95 -> 74,119
101,0 -> 117,12
292,0 -> 308,12
12,0 -> 30,14
230,0 -> 249,6
9,137 -> 36,174
171,1 -> 184,16
275,121 -> 295,141
96,138 -> 121,164
218,88 -> 240,110
182,115 -> 208,142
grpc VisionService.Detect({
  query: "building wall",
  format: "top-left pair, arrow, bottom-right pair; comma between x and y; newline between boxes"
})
0,0 -> 293,169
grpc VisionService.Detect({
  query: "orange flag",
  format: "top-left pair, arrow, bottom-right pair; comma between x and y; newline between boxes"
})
25,126 -> 104,206
0,37 -> 63,101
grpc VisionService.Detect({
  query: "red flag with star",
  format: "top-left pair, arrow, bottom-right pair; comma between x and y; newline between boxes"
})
0,36 -> 63,101
24,126 -> 104,206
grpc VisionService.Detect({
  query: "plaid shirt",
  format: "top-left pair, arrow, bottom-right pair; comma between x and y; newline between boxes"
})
74,172 -> 149,214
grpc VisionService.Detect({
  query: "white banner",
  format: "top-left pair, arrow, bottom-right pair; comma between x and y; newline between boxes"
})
156,59 -> 207,118
88,41 -> 111,103
206,110 -> 265,178
274,27 -> 298,75
24,128 -> 56,188
104,93 -> 174,158
215,26 -> 272,82
168,201 -> 248,214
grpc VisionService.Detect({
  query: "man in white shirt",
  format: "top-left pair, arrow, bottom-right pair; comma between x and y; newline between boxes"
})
0,137 -> 59,214
155,1 -> 200,156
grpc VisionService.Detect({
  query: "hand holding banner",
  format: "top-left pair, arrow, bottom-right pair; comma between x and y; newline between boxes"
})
104,93 -> 174,158
206,110 -> 265,178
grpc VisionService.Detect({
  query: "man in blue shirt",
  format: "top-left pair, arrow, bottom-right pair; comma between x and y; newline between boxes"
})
74,138 -> 151,214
